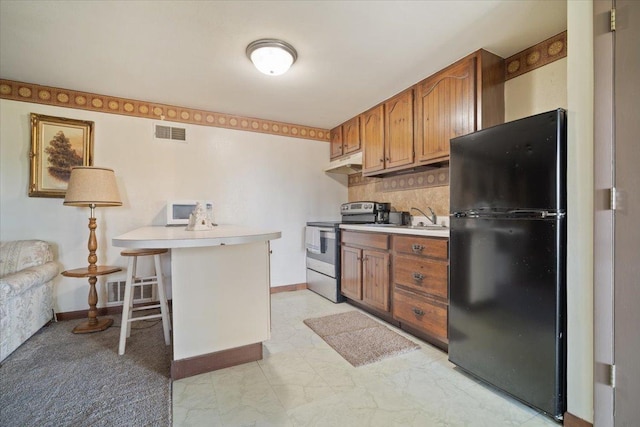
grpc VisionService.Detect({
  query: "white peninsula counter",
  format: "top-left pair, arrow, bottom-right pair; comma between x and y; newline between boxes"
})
112,225 -> 281,379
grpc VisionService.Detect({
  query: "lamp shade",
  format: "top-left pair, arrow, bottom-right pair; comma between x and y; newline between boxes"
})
63,166 -> 122,207
246,39 -> 297,76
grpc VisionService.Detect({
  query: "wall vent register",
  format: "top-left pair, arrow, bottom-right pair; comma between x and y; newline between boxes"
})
154,123 -> 187,142
107,279 -> 154,306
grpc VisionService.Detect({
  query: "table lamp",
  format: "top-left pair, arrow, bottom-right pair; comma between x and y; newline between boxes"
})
62,166 -> 122,333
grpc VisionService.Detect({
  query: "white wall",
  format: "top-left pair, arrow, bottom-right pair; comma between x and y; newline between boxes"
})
0,99 -> 347,313
505,58 -> 568,121
567,0 -> 594,422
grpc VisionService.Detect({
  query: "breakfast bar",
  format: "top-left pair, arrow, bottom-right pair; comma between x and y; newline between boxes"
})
112,225 -> 281,379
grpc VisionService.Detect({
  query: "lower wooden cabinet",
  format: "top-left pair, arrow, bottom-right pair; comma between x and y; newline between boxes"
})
341,245 -> 362,300
340,230 -> 449,348
362,249 -> 390,312
393,287 -> 447,344
394,255 -> 447,299
392,234 -> 449,348
341,231 -> 391,313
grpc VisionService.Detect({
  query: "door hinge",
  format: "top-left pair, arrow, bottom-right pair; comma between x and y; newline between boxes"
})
610,187 -> 620,210
611,8 -> 616,31
610,364 -> 616,388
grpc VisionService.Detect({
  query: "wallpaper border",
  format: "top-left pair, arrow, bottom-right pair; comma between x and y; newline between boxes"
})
0,79 -> 330,142
505,31 -> 567,81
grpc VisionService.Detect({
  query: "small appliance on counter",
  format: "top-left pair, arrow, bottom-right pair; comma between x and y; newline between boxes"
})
389,211 -> 411,226
166,200 -> 214,226
340,201 -> 391,224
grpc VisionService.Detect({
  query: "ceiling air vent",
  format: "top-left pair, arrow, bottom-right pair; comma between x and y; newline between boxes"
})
154,123 -> 187,142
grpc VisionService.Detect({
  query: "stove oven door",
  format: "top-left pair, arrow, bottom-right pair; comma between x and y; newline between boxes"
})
305,226 -> 344,303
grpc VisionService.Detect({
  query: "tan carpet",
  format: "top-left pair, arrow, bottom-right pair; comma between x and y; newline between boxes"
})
0,316 -> 171,426
304,311 -> 420,367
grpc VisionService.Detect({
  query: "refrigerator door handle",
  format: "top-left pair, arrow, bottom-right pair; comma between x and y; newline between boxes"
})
452,211 -> 478,218
452,210 -> 566,219
507,209 -> 566,219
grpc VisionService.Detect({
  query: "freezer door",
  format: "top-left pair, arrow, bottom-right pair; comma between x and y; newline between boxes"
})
450,109 -> 566,212
448,216 -> 566,418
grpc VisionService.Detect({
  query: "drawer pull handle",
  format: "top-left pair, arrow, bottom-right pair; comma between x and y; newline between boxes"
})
412,307 -> 425,316
412,272 -> 424,281
411,244 -> 424,253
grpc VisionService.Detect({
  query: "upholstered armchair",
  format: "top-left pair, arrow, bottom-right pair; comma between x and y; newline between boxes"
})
0,240 -> 58,362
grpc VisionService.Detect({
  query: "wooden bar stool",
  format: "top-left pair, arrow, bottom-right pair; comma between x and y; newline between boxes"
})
118,248 -> 171,355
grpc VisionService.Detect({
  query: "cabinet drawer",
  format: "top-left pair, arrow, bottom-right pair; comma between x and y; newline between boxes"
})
342,231 -> 389,250
393,288 -> 447,343
394,255 -> 447,300
393,235 -> 447,259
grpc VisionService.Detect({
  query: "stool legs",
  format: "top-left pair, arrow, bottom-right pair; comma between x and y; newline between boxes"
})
118,256 -> 136,355
118,253 -> 171,355
154,254 -> 171,345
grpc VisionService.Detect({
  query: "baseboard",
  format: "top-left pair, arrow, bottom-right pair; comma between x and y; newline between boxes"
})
55,300 -> 172,321
171,343 -> 262,380
56,285 -> 305,319
270,283 -> 307,294
564,411 -> 592,427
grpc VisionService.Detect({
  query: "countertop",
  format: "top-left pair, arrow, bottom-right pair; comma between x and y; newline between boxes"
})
112,225 -> 282,249
339,223 -> 449,238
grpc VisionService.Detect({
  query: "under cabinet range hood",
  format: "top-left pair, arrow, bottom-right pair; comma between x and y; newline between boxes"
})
324,151 -> 362,174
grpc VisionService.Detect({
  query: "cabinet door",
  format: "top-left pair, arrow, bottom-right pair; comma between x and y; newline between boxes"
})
341,246 -> 362,300
362,249 -> 390,312
361,105 -> 385,174
415,57 -> 476,164
384,89 -> 414,170
342,117 -> 361,154
330,126 -> 344,159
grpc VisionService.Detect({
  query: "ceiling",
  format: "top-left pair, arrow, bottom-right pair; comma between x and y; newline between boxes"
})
0,1 -> 567,130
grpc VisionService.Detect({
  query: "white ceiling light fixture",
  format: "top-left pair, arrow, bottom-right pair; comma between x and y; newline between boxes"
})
246,39 -> 297,76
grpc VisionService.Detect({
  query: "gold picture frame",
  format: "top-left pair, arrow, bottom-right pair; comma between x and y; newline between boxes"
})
29,113 -> 94,198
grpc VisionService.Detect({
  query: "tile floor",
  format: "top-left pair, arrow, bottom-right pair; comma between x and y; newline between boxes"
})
173,290 -> 559,426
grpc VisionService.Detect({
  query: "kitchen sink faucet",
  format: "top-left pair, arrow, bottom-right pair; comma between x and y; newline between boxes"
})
411,207 -> 437,225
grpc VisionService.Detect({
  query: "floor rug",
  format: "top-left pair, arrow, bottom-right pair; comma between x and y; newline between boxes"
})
303,311 -> 420,367
0,316 -> 171,426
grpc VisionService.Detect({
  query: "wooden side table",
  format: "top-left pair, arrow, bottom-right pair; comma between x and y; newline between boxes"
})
62,265 -> 122,334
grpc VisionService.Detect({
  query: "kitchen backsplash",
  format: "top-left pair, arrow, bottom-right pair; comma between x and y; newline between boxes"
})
348,167 -> 450,216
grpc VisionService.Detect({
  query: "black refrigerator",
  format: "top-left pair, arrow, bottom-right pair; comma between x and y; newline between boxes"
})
448,109 -> 567,420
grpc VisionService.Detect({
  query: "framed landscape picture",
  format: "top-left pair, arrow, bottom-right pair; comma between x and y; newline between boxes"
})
29,113 -> 94,198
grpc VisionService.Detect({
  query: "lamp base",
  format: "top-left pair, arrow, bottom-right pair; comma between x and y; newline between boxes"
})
72,317 -> 114,334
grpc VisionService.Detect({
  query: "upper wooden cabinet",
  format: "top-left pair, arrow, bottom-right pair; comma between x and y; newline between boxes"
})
415,49 -> 504,166
332,49 -> 505,174
415,57 -> 475,164
361,104 -> 385,174
385,89 -> 415,171
342,116 -> 361,155
330,117 -> 361,160
362,90 -> 414,176
330,126 -> 343,159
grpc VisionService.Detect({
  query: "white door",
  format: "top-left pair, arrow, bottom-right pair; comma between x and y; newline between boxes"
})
594,1 -> 640,425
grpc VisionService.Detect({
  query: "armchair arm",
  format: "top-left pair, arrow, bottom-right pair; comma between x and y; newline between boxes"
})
0,261 -> 59,301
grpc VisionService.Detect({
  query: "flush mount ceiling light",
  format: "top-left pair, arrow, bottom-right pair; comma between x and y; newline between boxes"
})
246,39 -> 297,76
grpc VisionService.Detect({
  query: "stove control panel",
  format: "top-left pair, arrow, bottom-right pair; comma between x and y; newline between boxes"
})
341,201 -> 390,215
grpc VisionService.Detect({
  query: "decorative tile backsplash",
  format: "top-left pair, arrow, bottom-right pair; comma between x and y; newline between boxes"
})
348,167 -> 450,216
